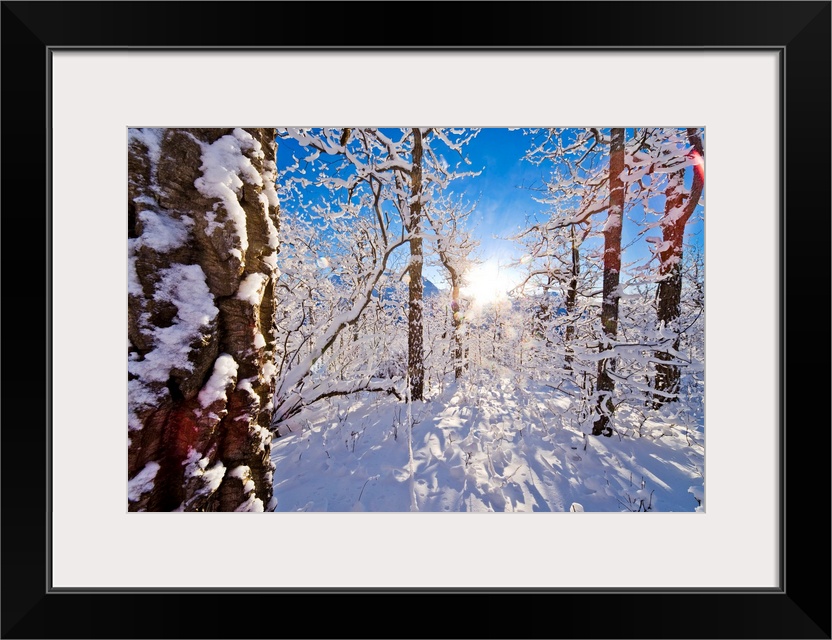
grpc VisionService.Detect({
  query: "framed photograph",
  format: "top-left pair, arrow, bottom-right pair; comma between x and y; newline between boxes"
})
2,2 -> 828,638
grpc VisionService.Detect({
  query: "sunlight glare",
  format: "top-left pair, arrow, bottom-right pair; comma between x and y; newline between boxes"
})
692,149 -> 705,184
461,259 -> 515,306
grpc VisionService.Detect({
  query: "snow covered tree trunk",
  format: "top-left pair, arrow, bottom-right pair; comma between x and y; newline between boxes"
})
450,282 -> 463,379
535,277 -> 553,344
565,225 -> 580,367
592,127 -> 625,437
407,128 -> 425,400
652,128 -> 704,408
426,195 -> 477,382
128,128 -> 280,511
653,169 -> 685,406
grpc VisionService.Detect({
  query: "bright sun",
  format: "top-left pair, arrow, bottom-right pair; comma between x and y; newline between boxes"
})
461,260 -> 515,306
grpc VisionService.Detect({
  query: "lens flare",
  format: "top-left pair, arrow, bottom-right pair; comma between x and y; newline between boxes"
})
461,259 -> 514,306
691,149 -> 705,184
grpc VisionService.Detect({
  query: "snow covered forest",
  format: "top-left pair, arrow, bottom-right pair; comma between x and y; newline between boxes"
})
128,127 -> 705,513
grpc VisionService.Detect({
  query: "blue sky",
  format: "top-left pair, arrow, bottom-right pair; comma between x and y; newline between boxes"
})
445,128 -> 547,270
275,128 -> 704,297
437,128 -> 704,295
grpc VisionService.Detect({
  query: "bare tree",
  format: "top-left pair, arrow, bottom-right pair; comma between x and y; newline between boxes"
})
406,128 -> 426,399
270,128 -> 411,427
518,127 -> 609,376
592,127 -> 626,437
652,128 -> 705,406
273,127 -> 478,415
425,194 -> 478,379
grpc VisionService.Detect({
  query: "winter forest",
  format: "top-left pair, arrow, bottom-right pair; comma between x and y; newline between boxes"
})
127,127 -> 705,513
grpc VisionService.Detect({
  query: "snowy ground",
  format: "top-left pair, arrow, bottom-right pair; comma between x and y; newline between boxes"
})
270,361 -> 705,513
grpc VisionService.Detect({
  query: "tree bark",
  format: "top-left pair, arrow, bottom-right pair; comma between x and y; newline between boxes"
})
407,128 -> 425,400
449,281 -> 464,379
652,128 -> 705,408
535,277 -> 553,344
128,127 -> 280,511
653,169 -> 685,406
564,224 -> 580,367
592,127 -> 625,437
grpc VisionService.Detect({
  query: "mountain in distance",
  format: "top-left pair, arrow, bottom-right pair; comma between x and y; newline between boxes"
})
422,278 -> 440,298
330,273 -> 441,300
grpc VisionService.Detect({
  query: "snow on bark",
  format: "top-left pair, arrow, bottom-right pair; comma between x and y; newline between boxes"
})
237,273 -> 268,305
653,129 -> 705,407
198,354 -> 239,409
593,127 -> 625,438
407,128 -> 425,400
193,128 -> 266,262
128,128 -> 279,511
135,208 -> 193,252
127,461 -> 160,504
128,263 -> 219,430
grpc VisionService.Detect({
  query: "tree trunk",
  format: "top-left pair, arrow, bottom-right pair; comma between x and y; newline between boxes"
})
535,276 -> 553,344
652,128 -> 705,408
128,127 -> 280,511
407,128 -> 425,400
450,281 -> 463,379
653,169 -> 685,407
592,127 -> 625,437
564,224 -> 580,367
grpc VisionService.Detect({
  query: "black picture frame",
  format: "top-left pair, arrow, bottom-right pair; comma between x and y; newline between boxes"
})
2,2 -> 829,638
